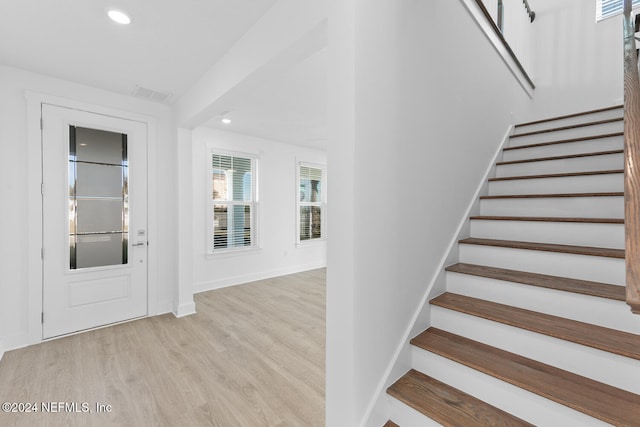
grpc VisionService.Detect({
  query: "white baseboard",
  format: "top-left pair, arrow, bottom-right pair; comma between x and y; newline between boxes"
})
173,301 -> 197,318
193,261 -> 327,294
360,125 -> 514,427
3,334 -> 34,355
154,299 -> 174,316
0,339 -> 4,361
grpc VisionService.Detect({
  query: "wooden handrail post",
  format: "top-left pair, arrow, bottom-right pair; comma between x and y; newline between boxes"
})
623,0 -> 640,314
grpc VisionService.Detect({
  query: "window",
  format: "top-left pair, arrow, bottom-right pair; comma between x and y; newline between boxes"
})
208,151 -> 257,253
596,0 -> 640,21
297,163 -> 326,243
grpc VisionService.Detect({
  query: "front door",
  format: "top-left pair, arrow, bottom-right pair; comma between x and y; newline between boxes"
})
42,104 -> 148,339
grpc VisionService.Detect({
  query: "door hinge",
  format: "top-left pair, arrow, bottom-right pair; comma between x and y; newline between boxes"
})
41,312 -> 44,324
40,118 -> 43,130
41,248 -> 44,260
41,183 -> 45,196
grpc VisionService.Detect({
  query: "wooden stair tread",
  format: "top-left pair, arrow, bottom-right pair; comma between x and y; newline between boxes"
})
515,105 -> 623,128
387,369 -> 534,427
489,169 -> 623,181
411,328 -> 640,426
510,118 -> 623,138
445,263 -> 626,301
480,191 -> 623,199
469,215 -> 624,224
430,293 -> 640,359
503,132 -> 623,151
496,149 -> 622,166
383,421 -> 399,427
459,237 -> 625,259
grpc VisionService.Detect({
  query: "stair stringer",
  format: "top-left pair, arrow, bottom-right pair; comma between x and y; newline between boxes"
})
360,125 -> 514,427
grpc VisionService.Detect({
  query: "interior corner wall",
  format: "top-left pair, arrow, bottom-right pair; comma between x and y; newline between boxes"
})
327,0 -> 533,424
190,127 -> 327,293
0,65 -> 176,350
526,0 -> 625,119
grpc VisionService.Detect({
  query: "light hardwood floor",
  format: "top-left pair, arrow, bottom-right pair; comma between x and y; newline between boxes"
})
0,269 -> 325,427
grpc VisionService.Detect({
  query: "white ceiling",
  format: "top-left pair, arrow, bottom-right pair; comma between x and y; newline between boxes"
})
0,0 -> 327,147
203,47 -> 327,148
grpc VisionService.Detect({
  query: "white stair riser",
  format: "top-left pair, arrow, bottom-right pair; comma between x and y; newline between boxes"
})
458,244 -> 625,285
430,307 -> 640,394
496,153 -> 623,177
502,136 -> 623,162
479,196 -> 623,218
445,272 -> 637,333
387,397 -> 442,427
470,220 -> 624,249
411,348 -> 610,427
508,121 -> 624,147
513,109 -> 623,134
488,173 -> 623,196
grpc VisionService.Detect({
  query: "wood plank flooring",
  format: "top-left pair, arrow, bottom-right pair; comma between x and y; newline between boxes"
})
0,269 -> 326,427
502,132 -> 624,151
509,117 -> 623,138
458,237 -> 625,258
495,149 -> 623,165
445,263 -> 626,301
430,292 -> 640,359
411,328 -> 640,426
387,369 -> 533,426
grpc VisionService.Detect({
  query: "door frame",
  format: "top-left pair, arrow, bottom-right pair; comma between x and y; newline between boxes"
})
26,91 -> 159,345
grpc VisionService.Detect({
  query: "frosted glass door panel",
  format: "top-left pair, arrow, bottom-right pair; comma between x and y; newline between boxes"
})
76,199 -> 125,233
76,163 -> 124,198
74,127 -> 126,165
69,125 -> 128,269
74,234 -> 126,269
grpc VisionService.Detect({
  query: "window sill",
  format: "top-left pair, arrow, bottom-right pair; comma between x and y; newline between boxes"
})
296,239 -> 327,249
206,246 -> 262,259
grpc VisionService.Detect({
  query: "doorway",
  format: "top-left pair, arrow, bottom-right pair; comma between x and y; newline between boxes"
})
41,104 -> 148,339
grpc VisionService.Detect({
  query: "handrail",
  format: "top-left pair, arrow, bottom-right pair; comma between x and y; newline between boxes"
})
622,0 -> 640,314
522,0 -> 535,22
474,0 -> 535,89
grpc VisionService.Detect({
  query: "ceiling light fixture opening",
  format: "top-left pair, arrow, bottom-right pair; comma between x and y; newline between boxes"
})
108,9 -> 131,25
221,118 -> 232,125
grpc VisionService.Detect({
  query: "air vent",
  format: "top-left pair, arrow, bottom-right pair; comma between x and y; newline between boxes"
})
132,85 -> 173,104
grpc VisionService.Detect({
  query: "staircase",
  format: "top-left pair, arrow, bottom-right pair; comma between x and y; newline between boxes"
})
385,106 -> 640,426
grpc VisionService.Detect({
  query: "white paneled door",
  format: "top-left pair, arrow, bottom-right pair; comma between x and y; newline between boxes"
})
42,104 -> 148,339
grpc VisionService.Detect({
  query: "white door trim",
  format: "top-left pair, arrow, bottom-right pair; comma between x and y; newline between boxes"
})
25,91 -> 159,346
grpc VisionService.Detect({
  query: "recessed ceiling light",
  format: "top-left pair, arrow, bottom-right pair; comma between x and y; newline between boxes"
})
221,118 -> 232,124
108,9 -> 131,25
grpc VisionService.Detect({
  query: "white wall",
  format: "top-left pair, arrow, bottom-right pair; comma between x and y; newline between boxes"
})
327,0 -> 533,424
326,0 -> 629,424
0,65 -> 176,350
190,127 -> 327,292
526,0 -> 626,119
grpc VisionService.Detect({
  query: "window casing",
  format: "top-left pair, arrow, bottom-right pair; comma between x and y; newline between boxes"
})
297,163 -> 326,244
596,0 -> 640,21
208,150 -> 258,254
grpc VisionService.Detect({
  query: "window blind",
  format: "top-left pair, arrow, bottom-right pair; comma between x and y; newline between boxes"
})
597,0 -> 640,21
298,164 -> 325,242
210,153 -> 256,252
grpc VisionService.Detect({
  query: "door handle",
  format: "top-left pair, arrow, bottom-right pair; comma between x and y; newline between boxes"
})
132,242 -> 146,247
